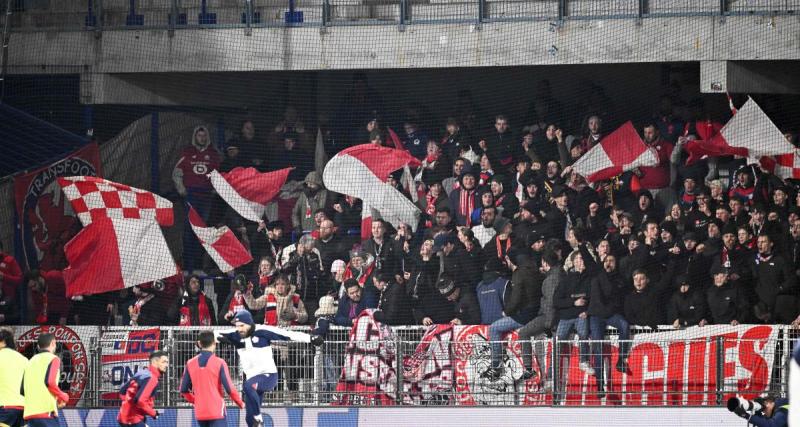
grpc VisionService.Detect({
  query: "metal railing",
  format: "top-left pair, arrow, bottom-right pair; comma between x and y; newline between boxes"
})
17,324 -> 787,408
3,0 -> 798,32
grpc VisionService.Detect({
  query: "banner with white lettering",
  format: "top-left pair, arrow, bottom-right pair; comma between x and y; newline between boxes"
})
347,324 -> 782,406
13,325 -> 98,407
99,327 -> 162,403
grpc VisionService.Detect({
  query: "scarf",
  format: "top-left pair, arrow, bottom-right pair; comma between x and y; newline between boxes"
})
259,272 -> 275,288
459,188 -> 476,227
425,152 -> 440,165
343,262 -> 375,287
264,291 -> 302,325
425,192 -> 437,228
179,292 -> 212,326
479,170 -> 493,186
228,290 -> 246,314
129,294 -> 155,326
756,252 -> 773,265
495,235 -> 512,261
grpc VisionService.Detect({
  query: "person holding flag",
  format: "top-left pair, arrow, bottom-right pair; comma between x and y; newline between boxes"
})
214,310 -> 323,427
117,351 -> 169,427
180,330 -> 244,427
22,333 -> 69,427
0,329 -> 28,427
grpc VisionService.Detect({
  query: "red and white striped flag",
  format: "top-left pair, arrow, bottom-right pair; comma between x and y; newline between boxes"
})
572,121 -> 658,183
63,217 -> 178,297
58,176 -> 174,226
187,205 -> 252,273
209,167 -> 291,222
685,97 -> 793,164
323,144 -> 421,235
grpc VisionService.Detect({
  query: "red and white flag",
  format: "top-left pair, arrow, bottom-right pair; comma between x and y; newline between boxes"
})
209,167 -> 291,222
572,121 -> 658,183
773,150 -> 800,180
323,144 -> 421,235
187,205 -> 252,273
58,176 -> 174,226
63,217 -> 178,297
685,97 -> 793,164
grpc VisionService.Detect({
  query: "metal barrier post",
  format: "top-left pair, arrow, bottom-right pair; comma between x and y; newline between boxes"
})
557,0 -> 567,21
313,344 -> 322,405
637,0 -> 646,23
244,0 -> 253,35
552,337 -> 559,404
89,335 -> 100,407
164,328 -> 174,407
394,334 -> 403,404
715,336 -> 723,406
168,0 -> 178,35
719,0 -> 727,22
477,0 -> 486,24
322,0 -> 331,27
398,0 -> 407,31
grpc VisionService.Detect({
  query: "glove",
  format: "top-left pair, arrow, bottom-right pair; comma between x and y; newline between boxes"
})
310,335 -> 324,346
153,410 -> 161,420
733,406 -> 750,420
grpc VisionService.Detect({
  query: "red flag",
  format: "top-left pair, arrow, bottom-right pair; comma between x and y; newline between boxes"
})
684,98 -> 793,165
209,167 -> 291,222
572,121 -> 658,183
188,205 -> 252,273
63,217 -> 177,297
323,144 -> 421,233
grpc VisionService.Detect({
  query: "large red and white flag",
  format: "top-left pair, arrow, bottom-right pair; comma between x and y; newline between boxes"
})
685,97 -> 793,164
209,167 -> 291,222
58,176 -> 174,226
63,217 -> 178,297
187,205 -> 252,273
323,144 -> 421,234
572,121 -> 658,183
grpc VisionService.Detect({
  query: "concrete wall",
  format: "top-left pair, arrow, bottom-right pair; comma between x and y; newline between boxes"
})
6,14 -> 800,73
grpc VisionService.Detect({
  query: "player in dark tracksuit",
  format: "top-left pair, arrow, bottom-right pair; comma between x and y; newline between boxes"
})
180,331 -> 244,427
117,351 -> 169,427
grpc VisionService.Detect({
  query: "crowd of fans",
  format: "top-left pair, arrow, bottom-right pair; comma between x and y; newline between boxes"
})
2,77 -> 800,385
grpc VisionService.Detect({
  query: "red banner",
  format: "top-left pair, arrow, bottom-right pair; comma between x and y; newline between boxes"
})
14,143 -> 102,270
342,324 -> 780,406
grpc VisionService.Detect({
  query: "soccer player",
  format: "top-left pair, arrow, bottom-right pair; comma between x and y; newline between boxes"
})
180,330 -> 245,427
22,333 -> 68,427
0,329 -> 28,427
215,310 -> 323,427
117,351 -> 169,427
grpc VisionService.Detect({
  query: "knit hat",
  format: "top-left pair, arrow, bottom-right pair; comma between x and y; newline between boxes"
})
331,259 -> 346,273
304,171 -> 323,187
314,295 -> 338,317
232,310 -> 255,325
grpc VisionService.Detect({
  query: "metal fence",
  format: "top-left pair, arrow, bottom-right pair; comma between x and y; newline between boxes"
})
17,324 -> 790,408
3,0 -> 799,32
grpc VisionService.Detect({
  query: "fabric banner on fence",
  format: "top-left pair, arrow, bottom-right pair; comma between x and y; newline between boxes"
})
12,325 -> 99,407
99,327 -> 162,403
341,323 -> 780,406
14,143 -> 102,271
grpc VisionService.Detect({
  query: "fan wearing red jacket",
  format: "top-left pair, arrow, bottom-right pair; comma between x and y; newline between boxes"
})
180,331 -> 244,426
117,351 -> 169,427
